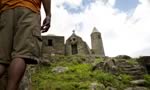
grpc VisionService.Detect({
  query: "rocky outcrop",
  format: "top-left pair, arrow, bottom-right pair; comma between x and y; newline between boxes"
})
124,86 -> 149,90
93,58 -> 147,79
138,56 -> 150,74
115,55 -> 131,59
116,59 -> 146,79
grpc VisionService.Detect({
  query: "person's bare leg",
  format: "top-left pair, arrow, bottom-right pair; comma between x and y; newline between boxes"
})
6,58 -> 26,90
0,64 -> 6,78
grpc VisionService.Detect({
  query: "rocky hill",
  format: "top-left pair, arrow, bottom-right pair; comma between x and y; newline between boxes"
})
1,55 -> 150,90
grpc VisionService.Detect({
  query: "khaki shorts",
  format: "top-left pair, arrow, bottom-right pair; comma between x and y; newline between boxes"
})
0,7 -> 42,64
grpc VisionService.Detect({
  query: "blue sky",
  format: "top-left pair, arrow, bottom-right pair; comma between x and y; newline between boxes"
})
62,0 -> 96,14
114,0 -> 139,12
62,0 -> 140,14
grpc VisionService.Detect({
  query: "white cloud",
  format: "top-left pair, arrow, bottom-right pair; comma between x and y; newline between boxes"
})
64,0 -> 82,6
41,0 -> 150,57
108,0 -> 116,6
51,0 -> 82,7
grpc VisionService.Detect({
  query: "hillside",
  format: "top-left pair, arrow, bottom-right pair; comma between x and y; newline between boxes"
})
23,55 -> 150,90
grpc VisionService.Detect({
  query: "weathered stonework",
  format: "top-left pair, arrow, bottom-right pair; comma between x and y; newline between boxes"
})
42,27 -> 105,57
42,35 -> 65,57
91,27 -> 105,57
65,32 -> 91,55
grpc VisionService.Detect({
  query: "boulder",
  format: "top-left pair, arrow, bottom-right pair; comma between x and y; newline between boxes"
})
130,79 -> 146,86
52,66 -> 69,73
124,86 -> 148,90
115,55 -> 131,59
89,82 -> 105,90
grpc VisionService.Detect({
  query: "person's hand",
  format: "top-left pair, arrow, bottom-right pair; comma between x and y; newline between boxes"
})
41,16 -> 51,33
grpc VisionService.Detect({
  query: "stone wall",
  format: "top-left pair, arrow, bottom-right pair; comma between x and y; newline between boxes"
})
42,36 -> 65,56
65,33 -> 91,55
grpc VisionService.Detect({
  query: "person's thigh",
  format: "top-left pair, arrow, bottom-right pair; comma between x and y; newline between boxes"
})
0,9 -> 14,65
11,7 -> 42,64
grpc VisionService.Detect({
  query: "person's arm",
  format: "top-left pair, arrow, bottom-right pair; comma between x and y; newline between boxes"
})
41,0 -> 51,33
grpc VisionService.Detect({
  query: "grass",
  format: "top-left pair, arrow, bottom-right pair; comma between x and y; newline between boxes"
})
31,55 -> 147,90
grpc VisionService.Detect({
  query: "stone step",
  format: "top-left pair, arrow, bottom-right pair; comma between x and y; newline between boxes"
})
122,67 -> 143,71
117,62 -> 128,65
123,70 -> 144,75
118,65 -> 133,68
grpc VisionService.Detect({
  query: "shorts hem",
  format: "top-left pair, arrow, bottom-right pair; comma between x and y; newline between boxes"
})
12,55 -> 39,64
0,60 -> 10,65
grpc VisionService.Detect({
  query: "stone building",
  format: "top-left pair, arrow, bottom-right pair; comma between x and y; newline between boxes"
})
42,27 -> 105,57
42,35 -> 65,56
65,31 -> 91,55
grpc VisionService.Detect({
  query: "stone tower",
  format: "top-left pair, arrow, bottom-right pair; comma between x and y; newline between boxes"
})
91,27 -> 105,56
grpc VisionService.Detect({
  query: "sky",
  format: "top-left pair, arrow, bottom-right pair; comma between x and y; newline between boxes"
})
41,0 -> 150,57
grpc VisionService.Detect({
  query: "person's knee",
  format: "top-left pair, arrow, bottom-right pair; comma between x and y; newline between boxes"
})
9,58 -> 26,74
0,64 -> 6,78
13,58 -> 25,62
11,58 -> 26,65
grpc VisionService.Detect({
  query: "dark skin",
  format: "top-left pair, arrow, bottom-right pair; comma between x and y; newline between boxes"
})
0,0 -> 51,90
41,0 -> 51,33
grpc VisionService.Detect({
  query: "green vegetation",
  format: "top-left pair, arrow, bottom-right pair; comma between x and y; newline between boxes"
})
31,55 -> 143,90
144,75 -> 150,87
126,59 -> 139,65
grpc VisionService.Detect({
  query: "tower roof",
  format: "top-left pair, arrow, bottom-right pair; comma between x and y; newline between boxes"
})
92,27 -> 99,33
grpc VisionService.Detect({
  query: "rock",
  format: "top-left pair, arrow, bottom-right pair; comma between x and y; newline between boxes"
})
40,59 -> 51,66
133,86 -> 148,90
92,61 -> 104,71
124,87 -> 148,90
105,86 -> 117,90
103,59 -> 118,74
115,55 -> 131,59
130,79 -> 146,86
89,82 -> 105,90
52,66 -> 69,73
93,58 -> 147,79
137,56 -> 150,74
124,87 -> 132,90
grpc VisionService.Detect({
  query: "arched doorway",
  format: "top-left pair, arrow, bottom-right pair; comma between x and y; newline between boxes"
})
71,44 -> 78,55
